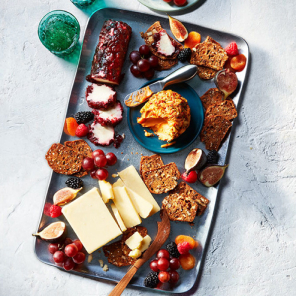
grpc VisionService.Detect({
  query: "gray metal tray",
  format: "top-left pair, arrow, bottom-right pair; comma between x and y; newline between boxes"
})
34,7 -> 249,294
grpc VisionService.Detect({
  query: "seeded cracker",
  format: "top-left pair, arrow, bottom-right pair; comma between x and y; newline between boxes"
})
197,66 -> 217,80
200,115 -> 232,151
205,100 -> 238,121
45,143 -> 83,175
200,88 -> 224,110
140,154 -> 164,178
103,226 -> 147,267
142,162 -> 181,194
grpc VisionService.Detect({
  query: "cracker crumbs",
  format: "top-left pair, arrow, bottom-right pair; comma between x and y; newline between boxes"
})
121,152 -> 124,154
98,259 -> 104,268
141,153 -> 143,156
131,152 -> 133,155
103,264 -> 109,272
136,152 -> 138,155
87,254 -> 93,263
127,159 -> 130,161
112,173 -> 118,178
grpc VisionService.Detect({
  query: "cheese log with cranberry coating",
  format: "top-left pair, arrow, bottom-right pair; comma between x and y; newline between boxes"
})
90,20 -> 132,85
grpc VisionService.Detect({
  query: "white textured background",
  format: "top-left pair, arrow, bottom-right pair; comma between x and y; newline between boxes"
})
1,0 -> 296,295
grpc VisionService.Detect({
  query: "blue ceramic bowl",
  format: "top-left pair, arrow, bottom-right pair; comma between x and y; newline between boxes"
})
127,79 -> 204,154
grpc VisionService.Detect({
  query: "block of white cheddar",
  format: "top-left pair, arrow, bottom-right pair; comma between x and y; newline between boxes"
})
125,188 -> 153,218
139,235 -> 152,252
129,249 -> 141,259
110,203 -> 127,232
112,186 -> 142,228
98,180 -> 114,203
125,231 -> 143,250
118,166 -> 160,216
62,187 -> 122,254
113,178 -> 124,188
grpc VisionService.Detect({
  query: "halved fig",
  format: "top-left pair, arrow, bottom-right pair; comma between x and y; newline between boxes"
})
168,15 -> 188,42
32,221 -> 66,242
214,69 -> 238,99
53,187 -> 82,206
198,164 -> 228,187
93,101 -> 123,126
88,121 -> 115,146
185,148 -> 207,172
86,84 -> 116,110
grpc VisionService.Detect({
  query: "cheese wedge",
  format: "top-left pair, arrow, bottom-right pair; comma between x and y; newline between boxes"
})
113,178 -> 124,188
118,166 -> 160,216
129,249 -> 142,259
110,203 -> 127,232
112,186 -> 142,228
125,187 -> 153,218
139,235 -> 152,252
98,180 -> 114,203
62,187 -> 122,254
125,231 -> 144,250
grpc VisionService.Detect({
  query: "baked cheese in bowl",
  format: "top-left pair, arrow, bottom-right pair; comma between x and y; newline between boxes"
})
137,90 -> 191,143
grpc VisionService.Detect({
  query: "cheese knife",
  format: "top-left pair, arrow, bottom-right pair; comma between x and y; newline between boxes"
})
108,209 -> 171,296
124,64 -> 198,107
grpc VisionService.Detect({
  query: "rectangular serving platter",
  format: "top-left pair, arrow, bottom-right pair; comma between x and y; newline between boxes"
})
34,7 -> 249,294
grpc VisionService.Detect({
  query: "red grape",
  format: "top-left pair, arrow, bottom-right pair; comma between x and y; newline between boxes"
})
169,258 -> 180,270
174,0 -> 187,6
95,168 -> 109,181
48,243 -> 59,254
148,55 -> 159,68
53,251 -> 65,264
129,51 -> 141,64
149,259 -> 159,272
157,257 -> 170,271
94,155 -> 107,168
82,157 -> 95,171
90,169 -> 97,179
139,45 -> 150,57
158,271 -> 170,283
73,239 -> 83,251
64,243 -> 78,258
130,65 -> 142,78
106,152 -> 117,166
73,252 -> 86,264
157,249 -> 170,260
169,270 -> 179,284
63,257 -> 75,271
144,68 -> 155,80
64,238 -> 73,246
137,59 -> 150,72
92,149 -> 105,158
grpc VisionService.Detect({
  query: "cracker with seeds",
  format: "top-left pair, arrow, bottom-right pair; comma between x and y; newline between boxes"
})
200,88 -> 224,110
197,66 -> 217,80
140,154 -> 164,177
205,100 -> 237,121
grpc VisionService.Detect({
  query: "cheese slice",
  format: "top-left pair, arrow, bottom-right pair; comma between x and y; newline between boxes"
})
112,186 -> 142,228
62,187 -> 122,254
125,187 -> 153,218
129,249 -> 142,259
118,166 -> 160,216
110,203 -> 127,232
125,231 -> 144,250
139,235 -> 152,252
113,178 -> 124,188
98,180 -> 114,203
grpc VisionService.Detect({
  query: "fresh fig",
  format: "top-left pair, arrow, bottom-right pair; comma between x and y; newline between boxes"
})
168,15 -> 188,42
185,148 -> 207,172
198,164 -> 228,187
32,221 -> 66,242
53,187 -> 82,206
214,69 -> 238,99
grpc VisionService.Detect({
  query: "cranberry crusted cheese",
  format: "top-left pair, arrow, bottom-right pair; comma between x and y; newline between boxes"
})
137,90 -> 191,143
90,20 -> 132,85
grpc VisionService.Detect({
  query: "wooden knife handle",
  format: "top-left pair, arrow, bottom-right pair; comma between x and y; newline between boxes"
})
108,265 -> 139,296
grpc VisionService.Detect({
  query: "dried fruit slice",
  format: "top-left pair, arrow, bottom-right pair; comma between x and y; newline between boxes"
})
179,253 -> 196,270
88,121 -> 115,146
175,235 -> 197,249
86,84 -> 116,110
93,101 -> 123,126
168,15 -> 188,42
53,187 -> 82,206
184,148 -> 207,172
198,164 -> 228,187
230,54 -> 247,72
184,31 -> 201,49
32,221 -> 66,242
64,117 -> 79,136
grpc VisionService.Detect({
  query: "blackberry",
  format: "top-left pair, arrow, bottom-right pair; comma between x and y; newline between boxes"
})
177,48 -> 192,62
144,271 -> 159,288
74,111 -> 94,124
65,177 -> 83,189
207,150 -> 219,164
166,241 -> 180,258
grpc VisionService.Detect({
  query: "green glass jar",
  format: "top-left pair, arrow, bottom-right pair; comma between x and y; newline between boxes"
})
38,10 -> 80,56
70,0 -> 96,9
